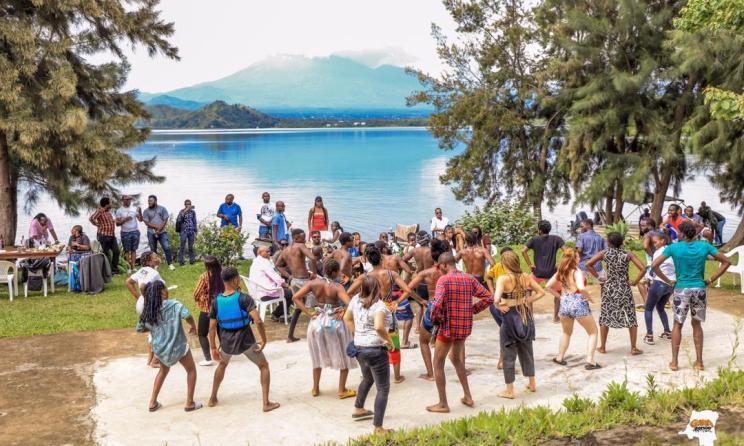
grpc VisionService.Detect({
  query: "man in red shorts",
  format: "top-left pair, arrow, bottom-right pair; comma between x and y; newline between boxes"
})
426,252 -> 493,413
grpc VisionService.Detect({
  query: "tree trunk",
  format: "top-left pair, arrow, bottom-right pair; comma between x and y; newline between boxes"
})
613,180 -> 624,222
0,134 -> 17,245
604,193 -> 614,224
651,170 -> 672,224
724,218 -> 744,250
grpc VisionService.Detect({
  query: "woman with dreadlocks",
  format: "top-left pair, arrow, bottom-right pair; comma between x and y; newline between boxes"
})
136,280 -> 202,412
192,255 -> 224,366
492,250 -> 545,399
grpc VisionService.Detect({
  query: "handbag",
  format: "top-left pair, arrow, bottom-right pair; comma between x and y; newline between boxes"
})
346,341 -> 359,358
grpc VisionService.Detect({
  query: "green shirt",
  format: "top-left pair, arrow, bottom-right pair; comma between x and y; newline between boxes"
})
662,241 -> 718,289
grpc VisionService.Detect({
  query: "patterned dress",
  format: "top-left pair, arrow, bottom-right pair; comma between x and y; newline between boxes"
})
598,248 -> 638,328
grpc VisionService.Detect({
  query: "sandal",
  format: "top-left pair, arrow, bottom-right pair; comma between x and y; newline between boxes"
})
148,401 -> 162,412
400,343 -> 419,349
338,389 -> 357,399
585,363 -> 602,370
552,357 -> 567,366
497,391 -> 514,399
184,402 -> 203,412
352,410 -> 374,420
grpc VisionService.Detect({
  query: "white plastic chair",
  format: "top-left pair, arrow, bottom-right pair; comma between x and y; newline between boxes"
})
240,275 -> 288,324
0,260 -> 17,301
716,245 -> 744,294
24,269 -> 48,298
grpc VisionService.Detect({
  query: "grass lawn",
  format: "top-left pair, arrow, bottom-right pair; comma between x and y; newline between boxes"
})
0,245 -> 739,338
0,260 -> 251,337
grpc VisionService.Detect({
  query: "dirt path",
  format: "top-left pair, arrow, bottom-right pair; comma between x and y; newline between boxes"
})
1,286 -> 742,446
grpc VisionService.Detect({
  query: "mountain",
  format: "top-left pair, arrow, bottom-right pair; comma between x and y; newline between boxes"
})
142,55 -> 427,110
144,95 -> 204,110
145,101 -> 281,129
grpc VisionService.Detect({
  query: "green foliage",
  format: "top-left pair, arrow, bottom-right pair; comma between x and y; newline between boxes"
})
0,0 -> 179,243
599,381 -> 644,413
562,394 -> 595,413
605,221 -> 629,238
456,201 -> 538,246
146,101 -> 281,129
675,0 -> 744,33
703,87 -> 744,121
194,222 -> 248,266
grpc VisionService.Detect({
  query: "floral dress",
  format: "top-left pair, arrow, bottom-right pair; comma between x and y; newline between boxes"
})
598,248 -> 638,328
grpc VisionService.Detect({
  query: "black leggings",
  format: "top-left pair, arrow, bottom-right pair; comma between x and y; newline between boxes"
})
198,311 -> 211,361
355,346 -> 390,427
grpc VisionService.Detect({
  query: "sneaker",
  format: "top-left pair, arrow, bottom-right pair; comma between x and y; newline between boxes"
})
198,360 -> 215,367
659,332 -> 672,341
169,264 -> 176,271
643,334 -> 655,345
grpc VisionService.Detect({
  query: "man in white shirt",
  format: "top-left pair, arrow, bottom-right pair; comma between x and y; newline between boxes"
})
115,195 -> 142,273
249,245 -> 291,322
256,192 -> 275,240
430,207 -> 449,238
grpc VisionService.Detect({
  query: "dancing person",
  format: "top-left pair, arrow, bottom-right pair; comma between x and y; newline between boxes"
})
652,221 -> 731,371
343,275 -> 395,434
192,255 -> 224,366
250,245 -> 292,322
522,220 -> 564,322
643,233 -> 673,345
308,196 -> 329,233
142,195 -> 175,271
331,232 -> 354,286
176,199 -> 198,266
136,281 -> 201,412
217,193 -> 242,228
292,260 -> 357,398
28,213 -> 59,245
492,251 -> 546,398
545,248 -> 600,370
457,232 -> 496,286
381,243 -> 416,348
256,192 -> 274,239
89,196 -> 120,274
426,252 -> 493,413
430,207 -> 448,238
208,266 -> 280,412
115,195 -> 141,273
586,232 -> 646,355
275,229 -> 318,342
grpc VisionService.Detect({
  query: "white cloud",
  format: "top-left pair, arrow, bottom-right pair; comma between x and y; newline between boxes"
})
119,0 -> 456,92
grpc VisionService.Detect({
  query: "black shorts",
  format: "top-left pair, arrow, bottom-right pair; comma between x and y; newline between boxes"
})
416,283 -> 429,301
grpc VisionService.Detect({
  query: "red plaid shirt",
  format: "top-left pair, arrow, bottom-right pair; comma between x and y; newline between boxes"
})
430,270 -> 493,340
90,207 -> 115,237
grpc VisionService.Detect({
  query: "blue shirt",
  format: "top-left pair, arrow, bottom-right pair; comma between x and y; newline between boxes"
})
217,203 -> 242,227
662,240 -> 718,289
576,230 -> 607,271
272,213 -> 289,242
136,300 -> 191,367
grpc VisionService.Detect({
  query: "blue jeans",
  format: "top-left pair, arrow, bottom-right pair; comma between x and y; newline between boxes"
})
715,219 -> 726,245
645,280 -> 672,335
147,231 -> 173,264
178,231 -> 195,264
489,304 -> 504,326
258,225 -> 271,239
354,346 -> 390,428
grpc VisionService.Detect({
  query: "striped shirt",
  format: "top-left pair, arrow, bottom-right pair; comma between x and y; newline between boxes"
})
90,208 -> 115,237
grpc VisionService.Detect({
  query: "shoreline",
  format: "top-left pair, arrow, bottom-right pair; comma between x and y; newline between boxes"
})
149,126 -> 431,135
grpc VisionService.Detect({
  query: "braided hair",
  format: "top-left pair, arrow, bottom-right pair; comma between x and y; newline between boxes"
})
139,280 -> 166,326
203,255 -> 224,310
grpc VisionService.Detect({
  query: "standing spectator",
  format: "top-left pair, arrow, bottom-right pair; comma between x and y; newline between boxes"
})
430,207 -> 449,238
699,201 -> 726,245
256,192 -> 274,239
176,199 -> 198,266
576,219 -> 607,276
307,195 -> 329,233
426,252 -> 493,413
142,195 -> 175,271
272,201 -> 290,245
217,193 -> 242,228
28,213 -> 59,245
522,220 -> 564,322
89,197 -> 120,274
683,205 -> 713,243
115,195 -> 141,273
638,208 -> 651,236
652,221 -> 731,371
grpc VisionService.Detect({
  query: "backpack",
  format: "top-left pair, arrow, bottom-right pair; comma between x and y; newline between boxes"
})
216,291 -> 252,330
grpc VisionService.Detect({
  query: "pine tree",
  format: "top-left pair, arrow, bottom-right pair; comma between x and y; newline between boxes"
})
408,0 -> 569,218
0,0 -> 178,243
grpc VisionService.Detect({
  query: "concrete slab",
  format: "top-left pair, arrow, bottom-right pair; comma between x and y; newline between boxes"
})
92,309 -> 743,446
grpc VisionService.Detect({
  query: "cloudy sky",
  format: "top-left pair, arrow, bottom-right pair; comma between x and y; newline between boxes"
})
123,0 -> 456,93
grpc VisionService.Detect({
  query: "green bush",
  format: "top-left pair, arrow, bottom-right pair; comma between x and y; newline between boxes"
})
456,201 -> 538,246
194,222 -> 248,265
605,221 -> 629,237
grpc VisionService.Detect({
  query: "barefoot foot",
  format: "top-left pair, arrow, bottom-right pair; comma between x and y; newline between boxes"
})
497,391 -> 515,399
287,336 -> 300,343
460,397 -> 474,407
263,402 -> 280,412
669,362 -> 679,371
394,375 -> 406,384
597,347 -> 606,354
426,404 -> 450,413
418,373 -> 435,381
208,398 -> 218,407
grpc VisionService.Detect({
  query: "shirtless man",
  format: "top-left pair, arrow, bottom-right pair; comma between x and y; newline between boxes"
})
375,241 -> 418,347
331,232 -> 354,287
276,229 -> 318,342
348,245 -> 424,383
292,260 -> 357,399
402,230 -> 435,300
406,239 -> 450,380
456,232 -> 496,286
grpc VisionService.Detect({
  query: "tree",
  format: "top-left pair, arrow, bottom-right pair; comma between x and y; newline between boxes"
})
0,1 -> 178,243
408,0 -> 569,218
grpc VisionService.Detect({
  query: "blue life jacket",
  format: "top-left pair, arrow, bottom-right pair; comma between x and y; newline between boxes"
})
216,291 -> 251,330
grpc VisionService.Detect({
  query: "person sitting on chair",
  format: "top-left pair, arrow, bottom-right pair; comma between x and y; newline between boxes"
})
249,245 -> 292,322
67,225 -> 92,262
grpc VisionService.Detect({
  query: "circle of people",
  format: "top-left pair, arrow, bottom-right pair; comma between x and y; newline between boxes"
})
26,196 -> 733,434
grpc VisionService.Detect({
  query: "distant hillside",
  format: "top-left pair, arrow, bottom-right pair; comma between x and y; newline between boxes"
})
140,55 -> 428,110
145,101 -> 281,129
144,95 -> 204,110
143,101 -> 428,129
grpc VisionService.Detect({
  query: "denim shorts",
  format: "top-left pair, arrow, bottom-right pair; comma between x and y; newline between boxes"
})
121,230 -> 140,252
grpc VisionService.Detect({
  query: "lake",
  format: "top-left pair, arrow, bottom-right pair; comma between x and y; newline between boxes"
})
15,127 -> 741,243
